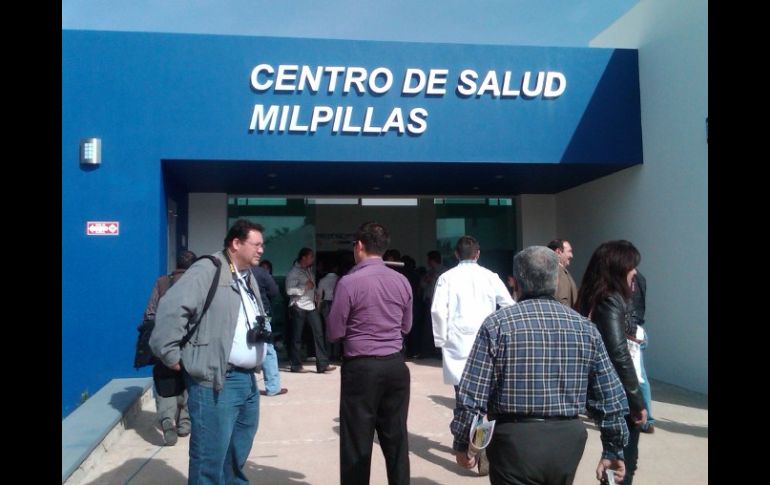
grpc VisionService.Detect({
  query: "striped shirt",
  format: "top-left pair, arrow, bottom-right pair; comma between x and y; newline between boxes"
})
450,296 -> 630,460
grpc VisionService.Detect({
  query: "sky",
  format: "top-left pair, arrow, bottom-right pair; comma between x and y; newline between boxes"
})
62,0 -> 639,47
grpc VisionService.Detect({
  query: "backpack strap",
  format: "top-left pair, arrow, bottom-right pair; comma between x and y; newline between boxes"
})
180,255 -> 222,347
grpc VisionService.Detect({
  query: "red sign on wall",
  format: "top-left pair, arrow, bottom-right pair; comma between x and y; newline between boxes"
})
86,221 -> 120,236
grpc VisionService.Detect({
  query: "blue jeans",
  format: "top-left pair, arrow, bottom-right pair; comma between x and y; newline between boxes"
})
639,335 -> 655,424
185,369 -> 260,485
262,343 -> 282,395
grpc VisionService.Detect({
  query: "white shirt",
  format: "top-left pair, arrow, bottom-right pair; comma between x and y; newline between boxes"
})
228,271 -> 266,368
286,263 -> 316,311
317,272 -> 339,301
430,260 -> 515,385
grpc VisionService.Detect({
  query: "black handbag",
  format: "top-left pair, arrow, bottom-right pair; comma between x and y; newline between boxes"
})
151,255 -> 221,397
153,361 -> 185,398
134,318 -> 159,368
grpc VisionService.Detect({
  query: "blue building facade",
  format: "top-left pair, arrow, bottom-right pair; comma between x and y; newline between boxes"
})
62,30 -> 641,416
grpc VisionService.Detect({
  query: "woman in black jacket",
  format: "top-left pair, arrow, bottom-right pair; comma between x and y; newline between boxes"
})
577,240 -> 648,485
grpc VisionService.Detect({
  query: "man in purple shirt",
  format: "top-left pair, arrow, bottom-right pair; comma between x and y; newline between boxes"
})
327,222 -> 413,485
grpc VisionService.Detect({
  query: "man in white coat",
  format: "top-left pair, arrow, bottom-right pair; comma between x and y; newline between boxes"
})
431,235 -> 515,475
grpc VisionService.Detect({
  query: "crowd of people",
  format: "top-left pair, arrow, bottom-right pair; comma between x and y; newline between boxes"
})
141,218 -> 654,485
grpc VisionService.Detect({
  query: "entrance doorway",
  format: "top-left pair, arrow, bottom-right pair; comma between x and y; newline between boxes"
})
225,195 -> 517,360
227,196 -> 517,277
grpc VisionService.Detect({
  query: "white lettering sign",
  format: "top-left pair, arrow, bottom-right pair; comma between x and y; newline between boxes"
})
248,63 -> 568,136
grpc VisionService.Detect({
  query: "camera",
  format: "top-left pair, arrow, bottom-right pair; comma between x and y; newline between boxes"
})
246,316 -> 273,344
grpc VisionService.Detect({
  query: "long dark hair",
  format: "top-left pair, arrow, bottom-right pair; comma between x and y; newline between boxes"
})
576,240 -> 640,317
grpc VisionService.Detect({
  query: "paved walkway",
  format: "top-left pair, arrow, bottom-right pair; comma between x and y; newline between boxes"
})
76,359 -> 707,484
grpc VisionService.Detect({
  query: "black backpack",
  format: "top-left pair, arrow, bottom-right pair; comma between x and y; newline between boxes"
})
133,255 -> 221,369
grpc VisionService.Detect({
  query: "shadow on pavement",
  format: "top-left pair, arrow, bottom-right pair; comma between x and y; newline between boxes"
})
581,414 -> 707,439
651,419 -> 708,438
412,477 -> 450,484
407,431 -> 478,478
243,460 -> 312,484
427,394 -> 455,410
128,409 -> 166,446
84,458 -> 185,485
109,386 -> 146,413
331,416 -> 476,478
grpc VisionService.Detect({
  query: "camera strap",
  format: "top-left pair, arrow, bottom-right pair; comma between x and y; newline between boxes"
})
223,250 -> 268,329
236,272 -> 265,329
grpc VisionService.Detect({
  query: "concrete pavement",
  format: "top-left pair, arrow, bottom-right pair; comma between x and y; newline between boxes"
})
74,358 -> 707,484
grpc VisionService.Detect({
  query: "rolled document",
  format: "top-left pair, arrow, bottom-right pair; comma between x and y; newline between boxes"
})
466,414 -> 496,459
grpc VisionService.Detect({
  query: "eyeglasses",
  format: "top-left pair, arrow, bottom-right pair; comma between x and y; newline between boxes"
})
242,240 -> 264,249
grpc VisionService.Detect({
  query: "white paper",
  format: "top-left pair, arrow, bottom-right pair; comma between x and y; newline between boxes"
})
627,326 -> 646,384
606,469 -> 616,485
467,415 -> 496,458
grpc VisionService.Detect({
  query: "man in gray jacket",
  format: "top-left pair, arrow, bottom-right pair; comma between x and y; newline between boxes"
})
151,219 -> 267,484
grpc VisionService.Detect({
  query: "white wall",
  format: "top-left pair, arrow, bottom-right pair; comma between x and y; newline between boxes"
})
517,195 -> 557,249
559,0 -> 708,393
188,193 -> 227,256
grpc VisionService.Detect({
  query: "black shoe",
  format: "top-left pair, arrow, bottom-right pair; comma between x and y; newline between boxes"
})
317,365 -> 337,373
290,367 -> 310,373
161,418 -> 178,446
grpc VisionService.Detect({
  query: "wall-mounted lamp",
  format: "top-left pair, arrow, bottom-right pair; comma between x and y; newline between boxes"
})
80,138 -> 102,166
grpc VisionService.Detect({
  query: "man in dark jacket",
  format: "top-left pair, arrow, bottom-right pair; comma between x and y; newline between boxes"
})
141,250 -> 196,445
252,261 -> 288,396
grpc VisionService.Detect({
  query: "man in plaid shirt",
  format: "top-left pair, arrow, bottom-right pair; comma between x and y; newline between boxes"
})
450,246 -> 629,485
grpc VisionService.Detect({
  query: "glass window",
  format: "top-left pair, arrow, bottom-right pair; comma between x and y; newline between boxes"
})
435,198 -> 517,277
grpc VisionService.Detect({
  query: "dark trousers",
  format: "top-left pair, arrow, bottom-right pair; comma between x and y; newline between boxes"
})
340,353 -> 410,485
319,301 -> 342,360
487,419 -> 587,485
622,416 -> 641,485
288,306 -> 329,371
404,299 -> 423,356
